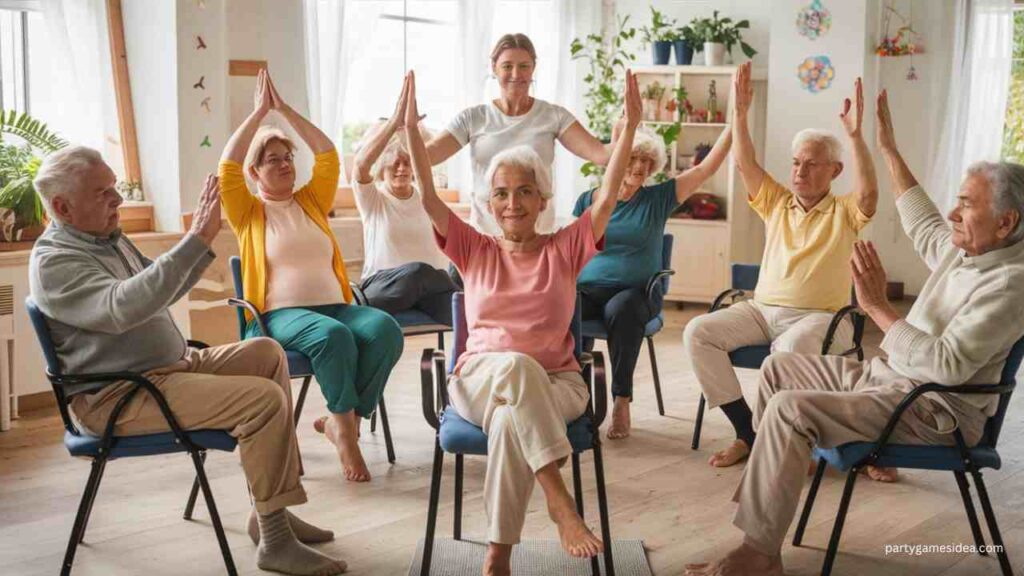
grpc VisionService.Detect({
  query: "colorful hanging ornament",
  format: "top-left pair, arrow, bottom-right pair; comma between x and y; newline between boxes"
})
797,55 -> 835,93
876,0 -> 924,57
796,0 -> 832,40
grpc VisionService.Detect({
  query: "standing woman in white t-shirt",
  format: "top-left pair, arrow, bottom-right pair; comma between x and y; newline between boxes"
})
351,89 -> 457,325
427,33 -> 617,235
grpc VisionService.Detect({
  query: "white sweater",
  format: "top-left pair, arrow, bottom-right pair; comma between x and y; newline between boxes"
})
881,186 -> 1024,418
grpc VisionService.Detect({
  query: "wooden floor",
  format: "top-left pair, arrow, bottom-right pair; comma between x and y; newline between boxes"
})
2,304 -> 1023,576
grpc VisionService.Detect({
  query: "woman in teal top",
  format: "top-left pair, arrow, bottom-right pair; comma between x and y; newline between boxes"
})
573,126 -> 732,439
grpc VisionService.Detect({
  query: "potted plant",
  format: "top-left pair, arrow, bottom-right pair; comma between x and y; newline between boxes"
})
0,111 -> 67,244
690,10 -> 757,66
641,81 -> 667,121
674,25 -> 701,66
674,85 -> 689,122
639,7 -> 676,66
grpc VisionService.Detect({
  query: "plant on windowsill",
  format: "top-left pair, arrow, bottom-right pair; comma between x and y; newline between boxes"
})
639,7 -> 677,66
689,10 -> 757,67
0,111 -> 68,245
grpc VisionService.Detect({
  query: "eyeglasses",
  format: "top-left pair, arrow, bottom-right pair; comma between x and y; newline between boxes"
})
263,153 -> 294,167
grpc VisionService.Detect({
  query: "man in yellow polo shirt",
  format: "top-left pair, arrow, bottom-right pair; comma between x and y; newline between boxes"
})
683,62 -> 878,470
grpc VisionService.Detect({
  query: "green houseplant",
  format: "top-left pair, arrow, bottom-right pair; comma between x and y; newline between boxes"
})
674,25 -> 700,65
0,110 -> 68,242
639,7 -> 676,65
690,10 -> 757,66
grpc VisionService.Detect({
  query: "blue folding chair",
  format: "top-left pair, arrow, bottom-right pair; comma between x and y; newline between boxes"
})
690,263 -> 866,450
25,298 -> 238,576
793,335 -> 1024,576
418,292 -> 616,576
581,234 -> 675,416
227,256 -> 395,463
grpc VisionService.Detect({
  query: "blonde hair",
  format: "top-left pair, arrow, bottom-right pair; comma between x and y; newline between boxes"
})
358,123 -> 435,182
490,33 -> 537,65
481,145 -> 552,202
245,126 -> 297,177
632,127 -> 668,176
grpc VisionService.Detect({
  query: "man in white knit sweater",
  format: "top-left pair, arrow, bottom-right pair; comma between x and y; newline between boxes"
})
686,94 -> 1024,575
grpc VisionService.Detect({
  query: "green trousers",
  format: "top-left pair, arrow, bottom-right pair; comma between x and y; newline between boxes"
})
249,303 -> 403,417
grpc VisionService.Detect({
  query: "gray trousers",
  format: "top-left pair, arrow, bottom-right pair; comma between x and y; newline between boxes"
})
360,261 -> 458,325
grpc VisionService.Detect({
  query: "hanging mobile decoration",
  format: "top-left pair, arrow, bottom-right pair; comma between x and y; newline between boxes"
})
796,0 -> 832,40
200,135 -> 212,148
797,55 -> 835,93
905,1 -> 919,81
877,0 -> 924,57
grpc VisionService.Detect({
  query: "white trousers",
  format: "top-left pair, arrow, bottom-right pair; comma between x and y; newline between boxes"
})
449,352 -> 589,544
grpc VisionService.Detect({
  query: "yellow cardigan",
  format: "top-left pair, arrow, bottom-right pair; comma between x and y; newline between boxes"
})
218,150 -> 353,320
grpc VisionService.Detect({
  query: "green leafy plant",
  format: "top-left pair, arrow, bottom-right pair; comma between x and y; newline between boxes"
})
639,7 -> 677,45
0,110 -> 67,236
571,15 -> 637,183
642,80 -> 667,102
677,25 -> 702,49
690,10 -> 758,59
1002,10 -> 1023,163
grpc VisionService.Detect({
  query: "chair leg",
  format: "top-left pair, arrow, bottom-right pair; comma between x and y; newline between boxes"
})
691,394 -> 706,450
421,441 -> 444,576
62,457 -> 106,576
954,471 -> 988,555
370,410 -> 378,433
437,332 -> 445,351
970,469 -> 1014,575
592,445 -> 615,576
646,337 -> 665,417
793,458 -> 826,546
572,453 -> 585,519
188,449 -> 238,576
821,468 -> 859,576
77,458 -> 107,543
183,451 -> 206,520
294,376 -> 312,427
378,397 -> 396,463
454,454 -> 464,540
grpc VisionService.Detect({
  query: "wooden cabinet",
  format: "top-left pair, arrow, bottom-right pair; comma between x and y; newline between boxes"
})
665,219 -> 729,303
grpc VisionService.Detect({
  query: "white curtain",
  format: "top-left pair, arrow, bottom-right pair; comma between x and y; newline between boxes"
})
927,0 -> 1014,209
40,0 -> 121,175
303,0 -> 347,174
448,0 -> 495,198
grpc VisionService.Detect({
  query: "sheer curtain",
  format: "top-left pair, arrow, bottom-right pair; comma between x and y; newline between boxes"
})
448,0 -> 496,198
927,0 -> 1014,209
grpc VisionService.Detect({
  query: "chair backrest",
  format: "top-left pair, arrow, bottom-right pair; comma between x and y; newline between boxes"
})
982,334 -> 1024,447
660,234 -> 674,296
229,256 -> 246,340
731,263 -> 760,291
449,291 -> 583,374
25,297 -> 78,434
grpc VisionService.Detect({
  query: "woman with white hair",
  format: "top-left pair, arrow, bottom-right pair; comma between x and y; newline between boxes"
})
574,126 -> 732,439
219,69 -> 403,483
426,32 -> 619,235
403,69 -> 640,575
351,113 -> 457,325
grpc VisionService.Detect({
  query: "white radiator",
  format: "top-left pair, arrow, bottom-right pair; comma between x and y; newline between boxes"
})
0,285 -> 14,431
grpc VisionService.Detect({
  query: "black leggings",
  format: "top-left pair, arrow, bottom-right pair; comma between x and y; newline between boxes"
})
360,262 -> 458,325
580,284 -> 658,399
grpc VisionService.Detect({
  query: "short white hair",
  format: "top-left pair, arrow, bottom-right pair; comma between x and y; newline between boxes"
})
33,146 -> 106,220
631,126 -> 667,176
967,161 -> 1024,245
362,124 -> 435,182
481,145 -> 552,202
791,129 -> 843,163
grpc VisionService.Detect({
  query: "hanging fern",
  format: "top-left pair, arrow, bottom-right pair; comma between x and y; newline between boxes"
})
0,110 -> 68,153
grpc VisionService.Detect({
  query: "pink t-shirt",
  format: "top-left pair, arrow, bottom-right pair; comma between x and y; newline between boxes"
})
436,209 -> 603,374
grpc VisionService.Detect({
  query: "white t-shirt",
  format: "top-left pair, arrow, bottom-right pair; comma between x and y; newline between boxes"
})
446,98 -> 577,235
263,198 -> 343,310
354,181 -> 449,280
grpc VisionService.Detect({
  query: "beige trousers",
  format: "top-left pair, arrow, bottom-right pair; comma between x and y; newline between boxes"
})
683,300 -> 854,409
70,337 -> 306,514
732,352 -> 987,554
449,352 -> 590,545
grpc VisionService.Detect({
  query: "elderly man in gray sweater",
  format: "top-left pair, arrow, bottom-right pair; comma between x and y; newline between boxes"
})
29,146 -> 346,576
686,93 -> 1024,576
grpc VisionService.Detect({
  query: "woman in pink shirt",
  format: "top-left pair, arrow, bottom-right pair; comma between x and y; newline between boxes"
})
402,70 -> 640,575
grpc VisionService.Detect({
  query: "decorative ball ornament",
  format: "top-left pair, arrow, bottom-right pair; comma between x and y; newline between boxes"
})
797,56 -> 835,93
796,0 -> 832,40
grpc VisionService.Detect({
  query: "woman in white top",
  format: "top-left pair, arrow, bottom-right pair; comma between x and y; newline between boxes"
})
352,117 -> 457,325
427,33 -> 618,235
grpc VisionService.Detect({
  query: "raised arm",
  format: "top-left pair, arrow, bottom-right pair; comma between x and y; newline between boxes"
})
425,132 -> 463,166
876,89 -> 919,198
840,77 -> 878,217
591,71 -> 641,241
405,72 -> 452,237
674,126 -> 732,204
732,62 -> 766,201
559,121 -> 617,166
218,69 -> 273,226
265,71 -> 334,155
354,79 -> 408,185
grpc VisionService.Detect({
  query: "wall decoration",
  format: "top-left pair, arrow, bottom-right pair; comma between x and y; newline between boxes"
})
796,0 -> 831,40
200,135 -> 212,148
200,97 -> 211,113
193,75 -> 205,90
797,55 -> 835,93
876,0 -> 923,57
195,35 -> 207,50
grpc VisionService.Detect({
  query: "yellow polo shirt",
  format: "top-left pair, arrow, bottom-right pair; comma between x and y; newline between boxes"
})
751,174 -> 871,312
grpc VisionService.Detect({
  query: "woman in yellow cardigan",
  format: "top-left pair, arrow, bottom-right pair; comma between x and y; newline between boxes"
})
219,69 -> 403,482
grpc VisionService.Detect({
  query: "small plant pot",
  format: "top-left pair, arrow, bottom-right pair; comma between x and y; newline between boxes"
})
652,41 -> 672,65
703,42 -> 727,66
673,40 -> 694,65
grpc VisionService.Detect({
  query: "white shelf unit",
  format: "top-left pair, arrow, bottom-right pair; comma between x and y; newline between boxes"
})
633,65 -> 766,304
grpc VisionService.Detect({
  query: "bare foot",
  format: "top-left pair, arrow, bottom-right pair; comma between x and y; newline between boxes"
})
708,439 -> 751,468
313,416 -> 328,434
863,465 -> 898,482
685,542 -> 784,575
548,498 -> 603,558
482,543 -> 512,576
607,397 -> 631,440
324,413 -> 371,482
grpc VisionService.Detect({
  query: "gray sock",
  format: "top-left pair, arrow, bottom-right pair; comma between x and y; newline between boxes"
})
248,508 -> 335,545
257,509 -> 347,576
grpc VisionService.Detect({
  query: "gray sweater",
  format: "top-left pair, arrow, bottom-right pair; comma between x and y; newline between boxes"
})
29,221 -> 214,394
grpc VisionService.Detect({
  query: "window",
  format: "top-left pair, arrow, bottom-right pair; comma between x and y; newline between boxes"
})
0,8 -> 30,113
1004,3 -> 1023,162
